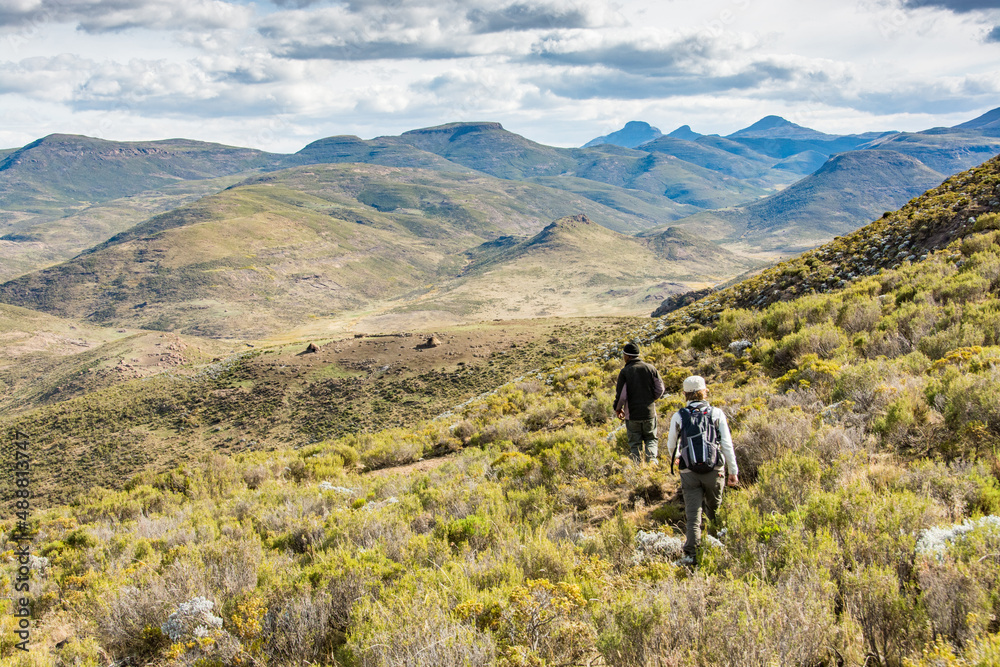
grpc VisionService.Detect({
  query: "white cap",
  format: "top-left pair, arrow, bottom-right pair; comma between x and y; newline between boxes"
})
682,375 -> 706,392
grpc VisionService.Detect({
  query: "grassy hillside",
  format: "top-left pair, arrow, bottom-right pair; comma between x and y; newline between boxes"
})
4,155 -> 1000,665
0,304 -> 219,414
0,135 -> 284,280
527,175 -> 700,222
0,175 -> 247,282
724,133 -> 877,159
0,315 -> 638,505
374,215 -> 760,323
571,145 -> 768,208
275,132 -> 720,229
398,122 -> 578,179
662,150 -> 946,252
2,119 -> 994,290
0,165 -> 688,337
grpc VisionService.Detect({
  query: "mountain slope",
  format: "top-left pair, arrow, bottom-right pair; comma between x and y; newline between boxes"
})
653,152 -> 1000,318
398,122 -> 578,180
0,302 -> 231,414
0,135 -> 285,280
0,174 -> 248,282
396,122 -> 769,208
859,129 -> 1000,174
283,135 -> 473,171
571,144 -> 768,208
0,134 -> 282,213
660,150 -> 946,251
953,106 -> 1000,131
526,175 -> 699,222
668,125 -> 702,140
283,124 -> 753,220
403,214 -> 759,320
0,165 -> 676,337
728,115 -> 836,140
640,136 -> 773,180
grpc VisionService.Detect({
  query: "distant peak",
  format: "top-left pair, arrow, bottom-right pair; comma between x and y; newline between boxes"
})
623,121 -> 657,131
527,214 -> 603,247
746,115 -> 794,130
728,115 -> 833,140
21,134 -> 102,149
667,125 -> 701,141
583,121 -> 662,148
403,121 -> 505,135
546,214 -> 593,229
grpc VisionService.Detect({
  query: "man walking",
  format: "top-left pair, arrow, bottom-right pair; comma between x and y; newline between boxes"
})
614,342 -> 665,464
666,375 -> 739,565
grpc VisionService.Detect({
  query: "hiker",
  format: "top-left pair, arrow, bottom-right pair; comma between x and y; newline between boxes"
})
614,342 -> 665,464
666,375 -> 739,565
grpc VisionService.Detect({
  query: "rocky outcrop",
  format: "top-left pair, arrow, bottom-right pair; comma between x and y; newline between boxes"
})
651,287 -> 714,317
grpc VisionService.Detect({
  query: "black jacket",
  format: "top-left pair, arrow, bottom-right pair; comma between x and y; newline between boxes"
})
614,359 -> 665,421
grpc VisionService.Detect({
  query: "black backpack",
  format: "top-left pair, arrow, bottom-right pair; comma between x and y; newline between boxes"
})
673,403 -> 720,474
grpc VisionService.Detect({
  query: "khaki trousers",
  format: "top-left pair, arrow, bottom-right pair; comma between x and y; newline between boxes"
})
680,466 -> 726,557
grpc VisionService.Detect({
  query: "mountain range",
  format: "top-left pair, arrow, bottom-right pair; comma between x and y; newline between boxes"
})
0,107 -> 999,335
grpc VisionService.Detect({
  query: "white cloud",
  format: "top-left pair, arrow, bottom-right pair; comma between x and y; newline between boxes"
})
0,0 -> 252,33
0,0 -> 997,151
0,55 -> 93,101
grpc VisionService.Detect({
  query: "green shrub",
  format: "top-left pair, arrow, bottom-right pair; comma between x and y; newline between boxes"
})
731,407 -> 813,482
580,396 -> 614,425
754,452 -> 823,514
972,212 -> 1000,232
933,369 -> 1000,434
331,443 -> 360,467
476,417 -> 527,447
842,564 -> 929,667
349,582 -> 495,667
960,232 -> 998,256
522,396 -> 573,431
838,299 -> 883,334
360,433 -> 425,470
917,559 -> 991,648
437,515 -> 492,549
771,323 -> 847,370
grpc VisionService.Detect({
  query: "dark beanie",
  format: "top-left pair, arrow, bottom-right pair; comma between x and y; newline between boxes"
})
623,342 -> 640,357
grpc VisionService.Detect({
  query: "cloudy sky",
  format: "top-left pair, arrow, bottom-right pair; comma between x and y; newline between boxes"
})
0,0 -> 998,152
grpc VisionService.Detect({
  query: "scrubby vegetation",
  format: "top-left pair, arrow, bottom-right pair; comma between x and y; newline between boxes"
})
0,319 -> 631,505
4,159 -> 1000,666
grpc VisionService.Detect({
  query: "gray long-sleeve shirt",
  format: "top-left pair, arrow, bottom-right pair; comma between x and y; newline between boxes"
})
665,400 -> 738,474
